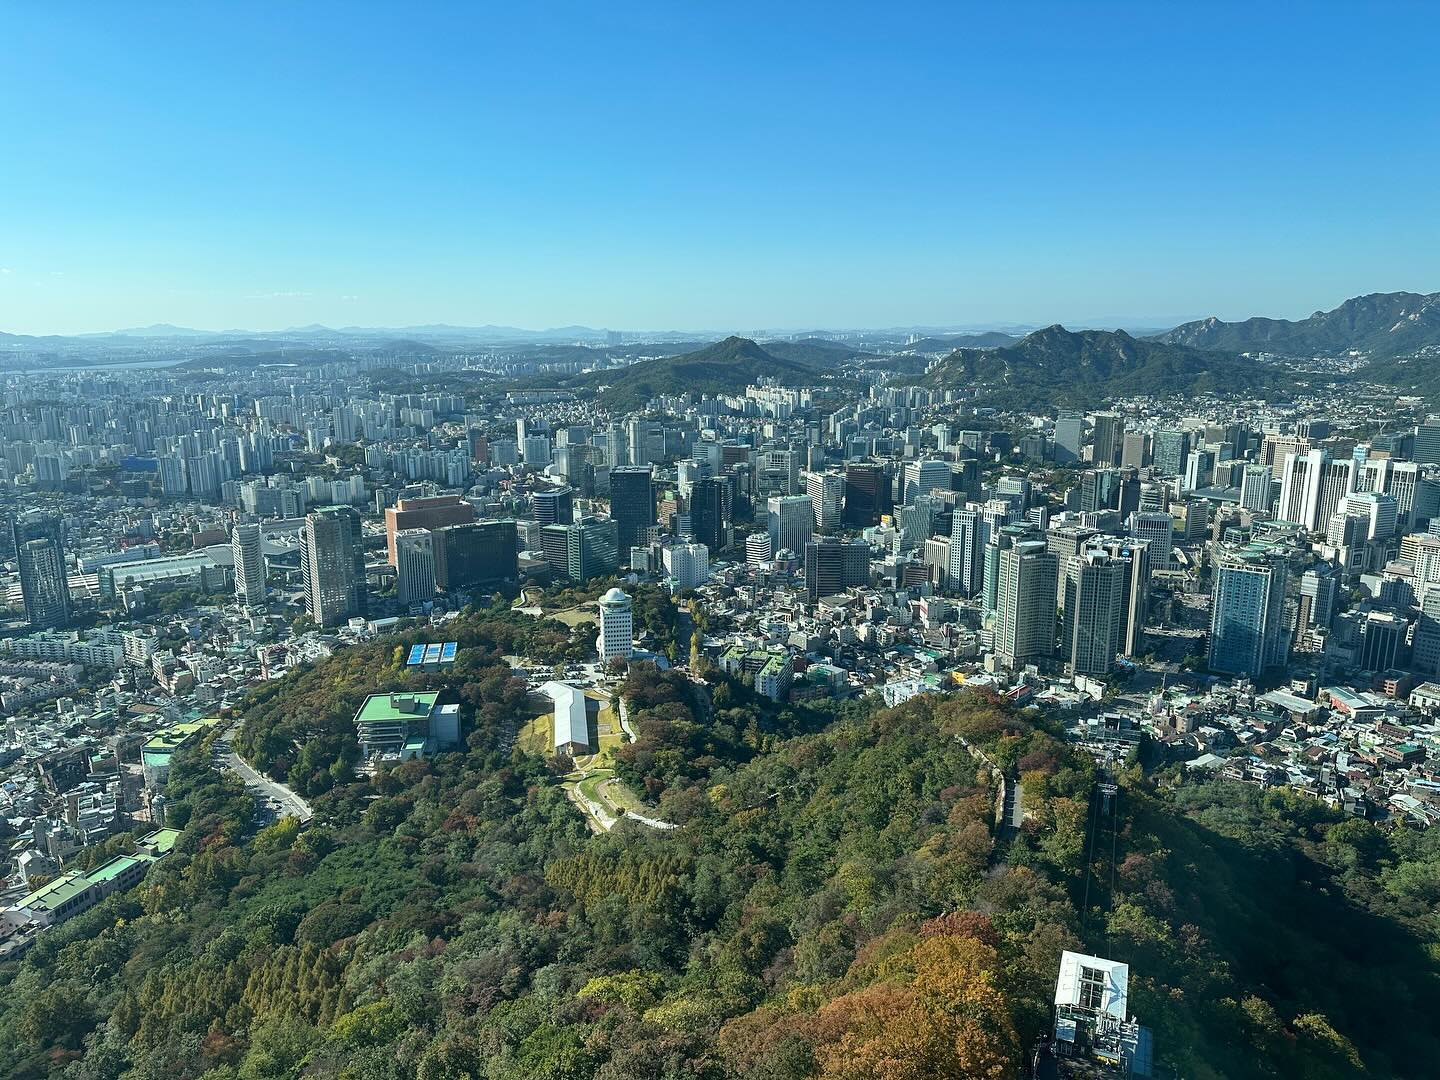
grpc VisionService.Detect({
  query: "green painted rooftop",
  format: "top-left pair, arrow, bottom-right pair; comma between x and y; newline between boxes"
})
355,692 -> 440,724
86,855 -> 141,884
15,872 -> 94,912
136,828 -> 181,857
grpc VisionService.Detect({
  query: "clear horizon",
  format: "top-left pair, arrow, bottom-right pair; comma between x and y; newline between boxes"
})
3,2 -> 1437,336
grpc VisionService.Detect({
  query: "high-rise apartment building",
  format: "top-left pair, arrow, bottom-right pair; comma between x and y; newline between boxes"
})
13,512 -> 71,630
301,505 -> 367,627
231,522 -> 265,606
995,539 -> 1058,669
1208,548 -> 1289,677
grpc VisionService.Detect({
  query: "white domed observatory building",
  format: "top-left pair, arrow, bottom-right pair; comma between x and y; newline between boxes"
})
596,587 -> 634,664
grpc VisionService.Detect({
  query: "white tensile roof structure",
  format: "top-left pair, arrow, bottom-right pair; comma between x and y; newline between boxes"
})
542,681 -> 589,753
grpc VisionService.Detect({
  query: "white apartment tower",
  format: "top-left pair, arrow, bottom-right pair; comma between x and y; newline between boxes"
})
232,522 -> 265,606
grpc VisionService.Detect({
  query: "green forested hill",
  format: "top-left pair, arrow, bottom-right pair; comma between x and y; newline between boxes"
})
2,622 -> 1438,1079
922,325 -> 1287,409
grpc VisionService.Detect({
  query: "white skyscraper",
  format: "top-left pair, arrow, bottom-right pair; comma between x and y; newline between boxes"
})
903,459 -> 951,504
767,494 -> 814,557
394,528 -> 437,606
1278,450 -> 1354,531
1239,465 -> 1273,512
805,471 -> 845,531
232,523 -> 265,606
596,587 -> 634,663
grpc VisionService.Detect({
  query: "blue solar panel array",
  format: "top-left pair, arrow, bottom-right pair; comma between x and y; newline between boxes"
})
406,642 -> 459,667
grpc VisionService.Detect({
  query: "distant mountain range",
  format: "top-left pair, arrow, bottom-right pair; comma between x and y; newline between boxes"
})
1154,291 -> 1440,358
923,325 -> 1284,408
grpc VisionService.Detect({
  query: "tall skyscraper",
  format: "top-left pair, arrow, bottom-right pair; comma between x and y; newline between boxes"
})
1125,511 -> 1173,567
1120,431 -> 1151,469
609,466 -> 656,558
995,539 -> 1058,669
1208,548 -> 1289,677
806,470 -> 846,531
384,495 -> 475,565
690,476 -> 732,553
13,512 -> 71,630
903,459 -> 951,504
432,520 -> 518,589
1063,550 -> 1126,676
1086,535 -> 1151,658
843,462 -> 892,527
301,505 -> 367,626
1415,418 -> 1440,466
805,539 -> 870,600
768,494 -> 814,557
1091,413 -> 1125,467
1054,415 -> 1084,465
948,505 -> 987,597
1239,464 -> 1273,512
232,522 -> 265,606
1151,429 -> 1191,477
1278,450 -> 1355,531
1046,524 -> 1097,611
532,486 -> 575,527
394,528 -> 437,606
566,516 -> 619,583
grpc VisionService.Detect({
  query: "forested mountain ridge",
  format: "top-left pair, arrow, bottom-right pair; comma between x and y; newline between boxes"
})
1,612 -> 1438,1079
1156,290 -> 1440,358
583,337 -> 818,410
922,324 -> 1284,409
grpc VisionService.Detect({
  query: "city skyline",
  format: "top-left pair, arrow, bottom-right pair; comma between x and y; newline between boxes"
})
4,3 -> 1438,335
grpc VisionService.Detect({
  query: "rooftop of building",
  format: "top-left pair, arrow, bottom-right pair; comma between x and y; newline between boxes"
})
354,691 -> 441,724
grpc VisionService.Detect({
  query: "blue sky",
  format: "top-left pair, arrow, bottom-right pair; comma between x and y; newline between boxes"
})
2,2 -> 1437,334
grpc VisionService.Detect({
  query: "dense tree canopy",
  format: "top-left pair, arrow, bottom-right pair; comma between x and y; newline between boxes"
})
3,620 -> 1439,1078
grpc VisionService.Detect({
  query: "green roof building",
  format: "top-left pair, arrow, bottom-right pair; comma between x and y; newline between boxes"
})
354,691 -> 441,757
